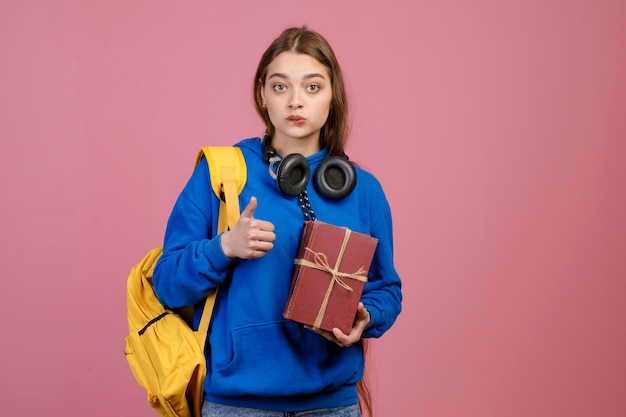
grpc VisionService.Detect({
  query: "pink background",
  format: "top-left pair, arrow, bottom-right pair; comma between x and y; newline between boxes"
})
1,1 -> 625,416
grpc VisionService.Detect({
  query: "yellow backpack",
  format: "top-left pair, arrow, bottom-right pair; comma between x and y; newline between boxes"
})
124,146 -> 246,417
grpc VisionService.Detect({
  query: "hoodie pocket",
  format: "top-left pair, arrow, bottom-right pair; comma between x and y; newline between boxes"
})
210,320 -> 361,397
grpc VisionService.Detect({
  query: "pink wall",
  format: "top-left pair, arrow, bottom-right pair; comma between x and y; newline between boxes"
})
1,1 -> 625,416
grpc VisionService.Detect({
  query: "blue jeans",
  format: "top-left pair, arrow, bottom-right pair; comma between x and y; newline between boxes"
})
202,401 -> 361,417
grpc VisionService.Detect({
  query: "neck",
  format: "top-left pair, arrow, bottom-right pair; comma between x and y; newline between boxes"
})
269,135 -> 321,157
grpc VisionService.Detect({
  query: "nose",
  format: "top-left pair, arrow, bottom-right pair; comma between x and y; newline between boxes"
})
288,90 -> 303,109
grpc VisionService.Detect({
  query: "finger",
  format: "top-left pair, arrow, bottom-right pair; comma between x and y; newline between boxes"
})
355,302 -> 370,326
240,196 -> 257,219
253,220 -> 276,234
305,326 -> 340,344
253,232 -> 276,246
246,248 -> 271,259
245,226 -> 275,248
332,307 -> 370,348
251,239 -> 274,253
332,328 -> 352,347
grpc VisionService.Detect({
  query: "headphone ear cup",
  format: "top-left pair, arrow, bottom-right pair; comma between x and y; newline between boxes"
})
313,156 -> 357,199
276,153 -> 310,196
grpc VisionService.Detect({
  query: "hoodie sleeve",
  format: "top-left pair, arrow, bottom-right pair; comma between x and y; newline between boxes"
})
152,158 -> 237,309
360,180 -> 403,338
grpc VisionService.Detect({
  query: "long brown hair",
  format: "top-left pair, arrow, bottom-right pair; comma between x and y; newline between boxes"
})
358,339 -> 373,417
253,26 -> 350,157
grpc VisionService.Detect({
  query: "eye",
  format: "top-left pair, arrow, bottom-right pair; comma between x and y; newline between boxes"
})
306,84 -> 320,93
272,84 -> 286,92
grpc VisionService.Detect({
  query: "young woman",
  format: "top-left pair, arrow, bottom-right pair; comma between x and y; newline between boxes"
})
153,26 -> 402,417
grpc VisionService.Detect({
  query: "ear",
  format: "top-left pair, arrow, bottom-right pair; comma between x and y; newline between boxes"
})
258,79 -> 265,104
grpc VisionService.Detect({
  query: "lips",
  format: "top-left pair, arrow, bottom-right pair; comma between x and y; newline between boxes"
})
287,115 -> 305,124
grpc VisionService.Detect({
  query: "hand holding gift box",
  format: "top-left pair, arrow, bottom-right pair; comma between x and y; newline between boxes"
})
283,221 -> 378,334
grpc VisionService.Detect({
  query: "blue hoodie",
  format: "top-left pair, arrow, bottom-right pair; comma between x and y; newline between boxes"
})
153,137 -> 402,412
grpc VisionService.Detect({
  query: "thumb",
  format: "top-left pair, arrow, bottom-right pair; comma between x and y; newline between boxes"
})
240,196 -> 257,219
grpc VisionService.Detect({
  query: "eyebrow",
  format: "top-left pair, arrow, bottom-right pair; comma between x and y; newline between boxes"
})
268,72 -> 327,81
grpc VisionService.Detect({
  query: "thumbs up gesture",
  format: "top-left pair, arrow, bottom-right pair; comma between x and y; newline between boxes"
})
220,197 -> 276,259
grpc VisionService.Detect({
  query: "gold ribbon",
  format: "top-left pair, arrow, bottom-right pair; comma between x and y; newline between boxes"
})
293,228 -> 368,329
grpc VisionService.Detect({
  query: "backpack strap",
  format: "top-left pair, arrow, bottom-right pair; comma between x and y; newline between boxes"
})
194,146 -> 247,334
196,146 -> 247,232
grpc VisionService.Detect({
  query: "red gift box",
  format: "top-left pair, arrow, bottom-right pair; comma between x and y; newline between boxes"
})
283,221 -> 378,334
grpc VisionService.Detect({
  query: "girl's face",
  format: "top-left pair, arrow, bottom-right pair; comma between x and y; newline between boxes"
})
261,52 -> 332,154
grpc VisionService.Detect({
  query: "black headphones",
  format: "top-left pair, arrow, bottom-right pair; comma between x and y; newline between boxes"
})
263,145 -> 357,200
